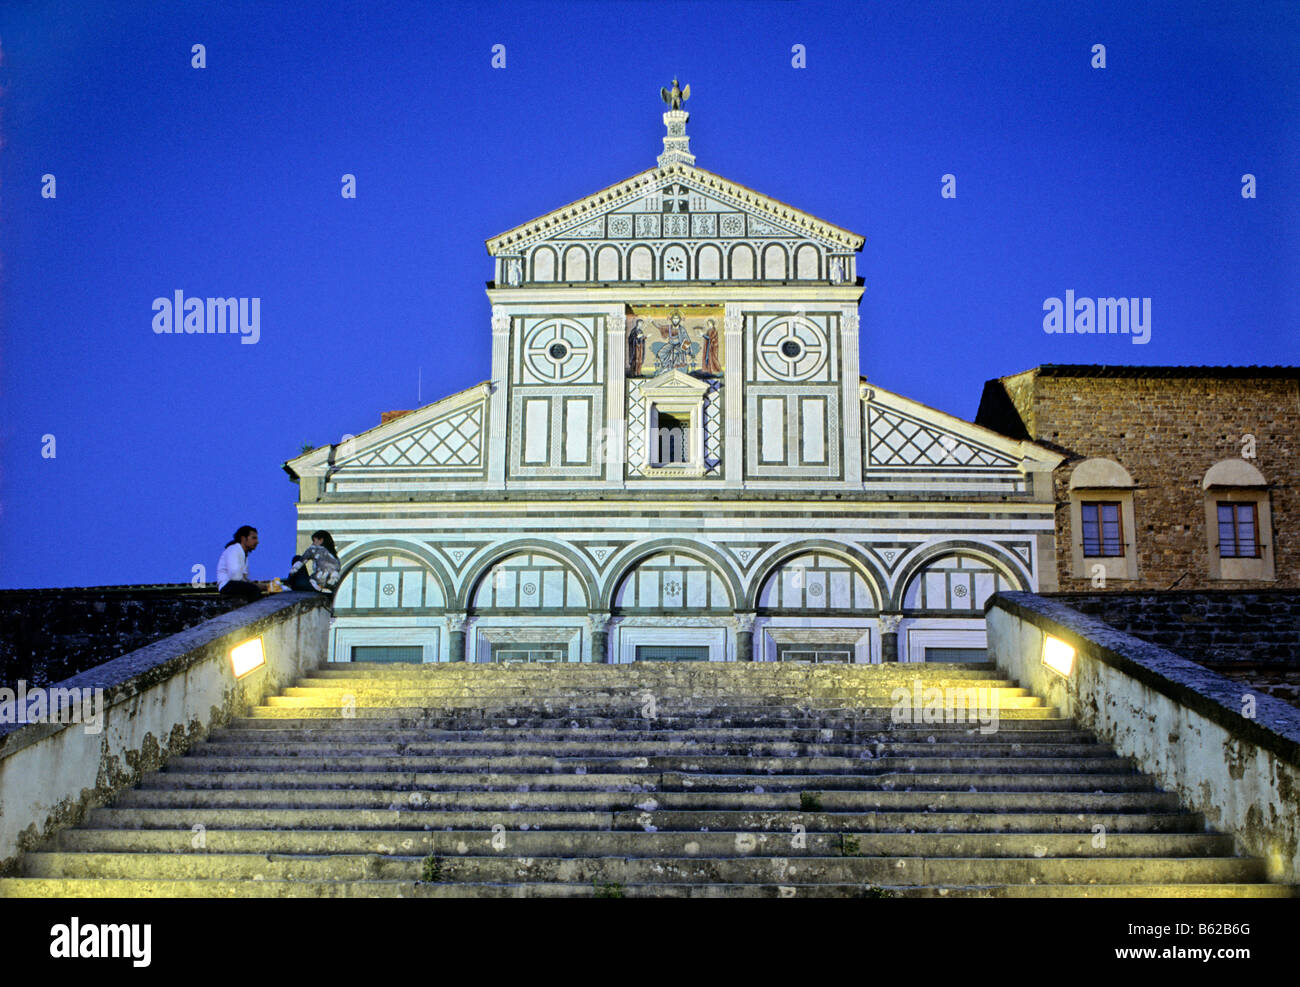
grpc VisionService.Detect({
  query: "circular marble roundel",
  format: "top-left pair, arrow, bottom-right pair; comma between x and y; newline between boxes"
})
524,319 -> 593,383
756,315 -> 828,381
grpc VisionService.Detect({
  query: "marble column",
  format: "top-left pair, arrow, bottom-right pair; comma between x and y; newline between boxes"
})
733,610 -> 757,662
588,614 -> 610,665
447,614 -> 468,663
879,613 -> 902,663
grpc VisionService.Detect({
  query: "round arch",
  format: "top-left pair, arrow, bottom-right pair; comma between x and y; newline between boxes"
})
628,244 -> 655,280
530,245 -> 557,282
744,539 -> 885,611
562,244 -> 590,282
1069,457 -> 1135,489
595,245 -> 621,282
1202,458 -> 1267,489
761,242 -> 790,279
794,243 -> 820,280
456,539 -> 600,612
335,539 -> 455,611
599,537 -> 743,612
661,243 -> 690,280
888,540 -> 1030,611
694,243 -> 723,280
729,243 -> 756,280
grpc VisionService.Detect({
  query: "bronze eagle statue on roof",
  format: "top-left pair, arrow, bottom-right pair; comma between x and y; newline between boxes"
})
661,79 -> 690,110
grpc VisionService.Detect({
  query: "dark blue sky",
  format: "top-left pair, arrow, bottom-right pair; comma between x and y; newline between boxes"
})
1,1 -> 1296,588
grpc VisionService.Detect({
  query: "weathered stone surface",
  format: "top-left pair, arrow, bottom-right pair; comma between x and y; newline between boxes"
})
1,659 -> 1287,897
0,593 -> 331,875
987,590 -> 1300,884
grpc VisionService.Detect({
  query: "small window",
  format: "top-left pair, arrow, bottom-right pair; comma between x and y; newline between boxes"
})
1080,501 -> 1123,557
777,646 -> 852,663
654,411 -> 690,465
1217,502 -> 1260,558
492,644 -> 567,663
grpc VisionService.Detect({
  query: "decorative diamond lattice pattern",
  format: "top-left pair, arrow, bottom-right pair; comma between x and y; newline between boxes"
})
868,408 -> 1012,468
354,405 -> 483,468
626,380 -> 647,477
704,380 -> 722,472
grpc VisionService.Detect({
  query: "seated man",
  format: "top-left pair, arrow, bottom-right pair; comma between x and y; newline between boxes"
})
217,525 -> 265,600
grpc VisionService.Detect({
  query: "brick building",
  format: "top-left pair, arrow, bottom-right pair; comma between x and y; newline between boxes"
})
976,365 -> 1300,592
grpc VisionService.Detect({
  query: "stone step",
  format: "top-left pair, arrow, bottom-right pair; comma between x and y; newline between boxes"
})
232,717 -> 1069,733
271,697 -> 1045,712
318,662 -> 998,676
7,656 -> 1272,899
83,806 -> 1209,833
52,828 -> 1234,858
287,682 -> 1029,697
106,787 -> 1184,812
169,754 -> 1135,774
0,877 -> 1288,898
247,711 -> 1057,727
17,851 -> 1267,886
190,738 -> 1108,757
137,770 -> 1153,793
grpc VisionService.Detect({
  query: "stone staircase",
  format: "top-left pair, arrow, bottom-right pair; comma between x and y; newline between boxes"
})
0,662 -> 1288,897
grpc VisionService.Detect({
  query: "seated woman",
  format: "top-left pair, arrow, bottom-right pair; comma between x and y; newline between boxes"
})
285,530 -> 342,593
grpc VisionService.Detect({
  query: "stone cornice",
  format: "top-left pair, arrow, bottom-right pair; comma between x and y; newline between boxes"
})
485,285 -> 864,304
484,163 -> 866,255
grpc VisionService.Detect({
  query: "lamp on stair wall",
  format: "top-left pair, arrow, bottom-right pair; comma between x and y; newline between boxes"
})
1041,635 -> 1075,678
230,637 -> 266,679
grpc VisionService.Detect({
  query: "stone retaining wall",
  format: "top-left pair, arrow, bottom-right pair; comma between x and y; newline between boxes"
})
986,590 -> 1300,883
0,593 -> 331,874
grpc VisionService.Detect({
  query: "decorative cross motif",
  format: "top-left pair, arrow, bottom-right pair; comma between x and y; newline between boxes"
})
663,185 -> 690,214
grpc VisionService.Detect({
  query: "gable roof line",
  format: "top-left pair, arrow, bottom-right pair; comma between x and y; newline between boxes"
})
861,378 -> 1065,469
1016,364 -> 1300,380
484,162 -> 865,254
283,380 -> 491,480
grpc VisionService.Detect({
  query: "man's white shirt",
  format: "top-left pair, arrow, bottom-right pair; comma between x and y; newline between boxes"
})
216,543 -> 249,588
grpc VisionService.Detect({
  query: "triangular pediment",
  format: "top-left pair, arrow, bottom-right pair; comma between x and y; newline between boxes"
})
486,163 -> 864,256
641,368 -> 709,398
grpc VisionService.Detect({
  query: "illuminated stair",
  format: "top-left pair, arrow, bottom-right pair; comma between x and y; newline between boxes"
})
0,663 -> 1289,898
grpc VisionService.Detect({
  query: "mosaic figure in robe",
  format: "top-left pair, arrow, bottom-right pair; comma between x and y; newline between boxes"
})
651,312 -> 698,372
700,319 -> 721,374
626,319 -> 647,376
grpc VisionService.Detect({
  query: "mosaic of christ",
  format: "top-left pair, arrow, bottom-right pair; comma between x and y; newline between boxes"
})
625,305 -> 724,377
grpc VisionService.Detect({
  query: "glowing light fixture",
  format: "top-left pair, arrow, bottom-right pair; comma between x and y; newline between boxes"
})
1042,634 -> 1075,677
230,637 -> 266,678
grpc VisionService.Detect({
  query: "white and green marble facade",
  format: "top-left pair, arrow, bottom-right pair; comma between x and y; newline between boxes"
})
285,111 -> 1063,663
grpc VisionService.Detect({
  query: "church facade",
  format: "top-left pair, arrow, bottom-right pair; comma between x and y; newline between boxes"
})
284,89 -> 1063,664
